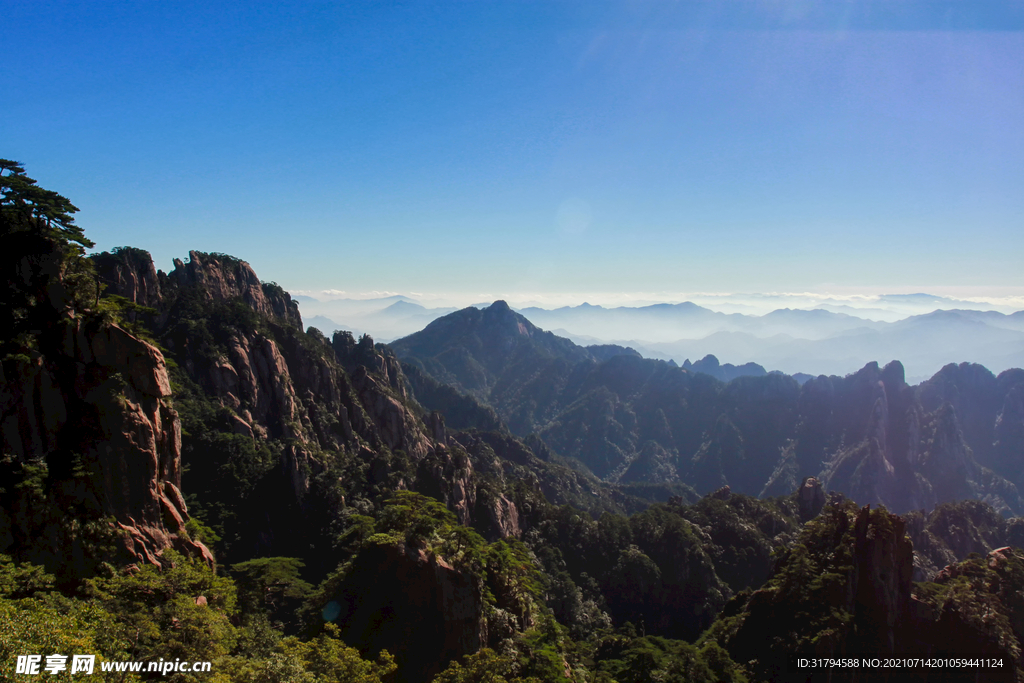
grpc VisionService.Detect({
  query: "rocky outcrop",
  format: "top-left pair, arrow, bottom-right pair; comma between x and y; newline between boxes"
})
74,322 -> 173,397
91,246 -> 163,308
483,493 -> 521,540
212,332 -> 302,437
902,547 -> 1024,682
415,447 -> 476,527
851,505 -> 914,653
94,248 -> 302,331
712,503 -> 916,681
91,246 -> 476,565
815,361 -> 1022,515
167,251 -> 302,330
715,501 -> 1023,681
797,476 -> 825,521
0,320 -> 212,578
352,366 -> 432,460
904,499 -> 1018,582
327,541 -> 487,683
98,245 -> 435,452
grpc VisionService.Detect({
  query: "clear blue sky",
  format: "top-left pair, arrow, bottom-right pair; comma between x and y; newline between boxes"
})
3,1 -> 1022,304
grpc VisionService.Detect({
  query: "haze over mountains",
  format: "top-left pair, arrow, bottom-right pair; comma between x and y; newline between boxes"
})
297,293 -> 1024,383
392,301 -> 1024,518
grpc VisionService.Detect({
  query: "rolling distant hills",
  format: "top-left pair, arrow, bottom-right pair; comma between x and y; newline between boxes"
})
298,294 -> 1024,382
630,308 -> 1024,381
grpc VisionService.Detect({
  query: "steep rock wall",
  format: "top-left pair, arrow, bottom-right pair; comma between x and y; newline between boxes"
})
0,319 -> 211,578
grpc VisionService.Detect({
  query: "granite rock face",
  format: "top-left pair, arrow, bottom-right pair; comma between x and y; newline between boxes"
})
415,447 -> 476,527
850,505 -> 914,653
0,320 -> 212,577
352,366 -> 432,460
713,504 -> 915,681
711,499 -> 1024,682
92,247 -> 465,560
168,251 -> 302,330
94,247 -> 163,308
484,493 -> 521,540
96,248 -> 432,443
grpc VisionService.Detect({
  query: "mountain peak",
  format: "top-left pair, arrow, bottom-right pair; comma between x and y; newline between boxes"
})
383,300 -> 427,313
391,302 -> 596,414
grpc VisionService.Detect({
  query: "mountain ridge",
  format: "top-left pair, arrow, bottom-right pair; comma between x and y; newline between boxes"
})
393,301 -> 1024,517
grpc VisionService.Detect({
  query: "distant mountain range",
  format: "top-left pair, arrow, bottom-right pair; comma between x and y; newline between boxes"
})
519,302 -> 887,341
394,301 -> 1024,517
297,297 -> 458,341
626,308 -> 1024,382
297,294 -> 1024,381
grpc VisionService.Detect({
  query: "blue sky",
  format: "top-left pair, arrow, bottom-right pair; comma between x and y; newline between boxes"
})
3,1 -> 1022,306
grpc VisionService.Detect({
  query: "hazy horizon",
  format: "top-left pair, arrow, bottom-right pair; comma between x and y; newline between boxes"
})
289,287 -> 1024,318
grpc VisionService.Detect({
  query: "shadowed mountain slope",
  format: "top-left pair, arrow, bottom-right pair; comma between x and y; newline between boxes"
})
394,303 -> 1024,516
704,499 -> 1024,682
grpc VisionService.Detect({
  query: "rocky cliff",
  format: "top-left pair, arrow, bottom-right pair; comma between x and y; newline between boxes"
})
91,250 -> 443,562
90,249 -> 548,571
95,249 -> 433,458
0,317 -> 212,581
906,546 -> 1024,682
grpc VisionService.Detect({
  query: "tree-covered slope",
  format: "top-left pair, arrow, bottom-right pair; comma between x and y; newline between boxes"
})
704,499 -> 1024,682
395,304 -> 1024,516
